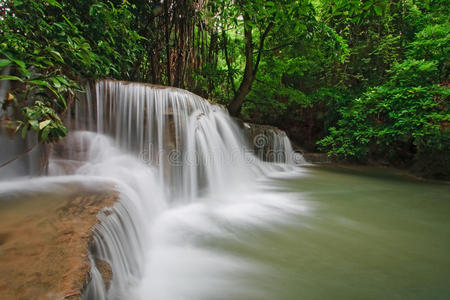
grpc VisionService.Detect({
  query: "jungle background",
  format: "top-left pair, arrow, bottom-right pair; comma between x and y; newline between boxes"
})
0,0 -> 448,178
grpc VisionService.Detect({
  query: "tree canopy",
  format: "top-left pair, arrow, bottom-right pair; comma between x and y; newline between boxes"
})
0,0 -> 448,178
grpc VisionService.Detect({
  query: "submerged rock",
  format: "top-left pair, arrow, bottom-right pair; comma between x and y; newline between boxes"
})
94,259 -> 113,291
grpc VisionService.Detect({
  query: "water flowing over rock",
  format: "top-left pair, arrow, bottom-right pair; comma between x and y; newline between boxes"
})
0,180 -> 117,300
3,79 -> 306,299
239,121 -> 306,164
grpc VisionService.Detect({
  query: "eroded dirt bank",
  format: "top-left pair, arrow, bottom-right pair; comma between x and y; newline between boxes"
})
0,190 -> 116,300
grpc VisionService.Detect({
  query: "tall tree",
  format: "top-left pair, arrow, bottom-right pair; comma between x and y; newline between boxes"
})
211,0 -> 319,116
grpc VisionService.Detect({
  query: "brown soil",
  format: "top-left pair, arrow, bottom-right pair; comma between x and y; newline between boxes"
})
0,190 -> 117,300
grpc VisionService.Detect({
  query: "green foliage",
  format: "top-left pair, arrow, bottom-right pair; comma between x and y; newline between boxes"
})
1,0 -> 448,177
240,17 -> 349,124
407,22 -> 450,80
0,0 -> 143,142
18,101 -> 68,142
318,21 -> 449,177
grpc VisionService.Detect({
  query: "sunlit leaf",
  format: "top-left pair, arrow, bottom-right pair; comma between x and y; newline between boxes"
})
39,119 -> 52,130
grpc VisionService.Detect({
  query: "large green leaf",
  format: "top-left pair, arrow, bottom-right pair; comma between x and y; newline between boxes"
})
0,75 -> 23,82
0,59 -> 11,68
373,5 -> 382,16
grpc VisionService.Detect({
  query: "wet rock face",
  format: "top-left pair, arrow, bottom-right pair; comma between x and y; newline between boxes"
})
236,119 -> 336,165
94,259 -> 113,290
245,123 -> 283,160
0,190 -> 117,300
238,121 -> 301,163
0,121 -> 50,179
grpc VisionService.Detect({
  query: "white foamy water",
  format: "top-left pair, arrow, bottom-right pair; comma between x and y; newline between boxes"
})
1,80 -> 308,300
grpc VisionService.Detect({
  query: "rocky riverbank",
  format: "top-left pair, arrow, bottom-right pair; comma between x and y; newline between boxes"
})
0,189 -> 117,300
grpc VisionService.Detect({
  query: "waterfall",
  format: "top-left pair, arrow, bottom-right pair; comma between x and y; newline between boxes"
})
243,122 -> 306,165
4,79 -> 306,299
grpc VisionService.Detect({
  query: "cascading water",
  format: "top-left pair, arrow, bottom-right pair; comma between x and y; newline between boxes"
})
242,122 -> 306,165
3,79 -> 306,299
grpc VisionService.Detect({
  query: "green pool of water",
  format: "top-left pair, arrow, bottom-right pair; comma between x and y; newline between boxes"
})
204,165 -> 450,300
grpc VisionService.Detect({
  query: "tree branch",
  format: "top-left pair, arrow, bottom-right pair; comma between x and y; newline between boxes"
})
222,28 -> 236,95
253,21 -> 274,75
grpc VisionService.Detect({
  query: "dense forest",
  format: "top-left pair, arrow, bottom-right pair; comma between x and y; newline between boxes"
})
0,0 -> 448,178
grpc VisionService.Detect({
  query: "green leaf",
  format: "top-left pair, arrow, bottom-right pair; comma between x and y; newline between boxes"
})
47,86 -> 67,107
0,59 -> 11,68
12,59 -> 26,70
373,5 -> 382,16
57,125 -> 68,136
41,127 -> 50,141
29,120 -> 39,130
50,50 -> 64,63
21,124 -> 28,138
50,77 -> 62,88
54,75 -> 70,86
29,79 -> 49,86
18,68 -> 31,78
0,75 -> 23,82
45,0 -> 63,9
62,15 -> 77,31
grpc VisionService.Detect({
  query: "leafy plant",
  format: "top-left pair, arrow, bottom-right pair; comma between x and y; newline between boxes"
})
0,0 -> 143,141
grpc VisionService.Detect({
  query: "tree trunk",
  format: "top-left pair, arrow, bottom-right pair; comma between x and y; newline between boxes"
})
228,76 -> 253,117
164,0 -> 171,86
227,16 -> 273,117
227,14 -> 254,117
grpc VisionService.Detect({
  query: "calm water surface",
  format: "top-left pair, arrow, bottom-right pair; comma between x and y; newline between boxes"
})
187,165 -> 450,300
